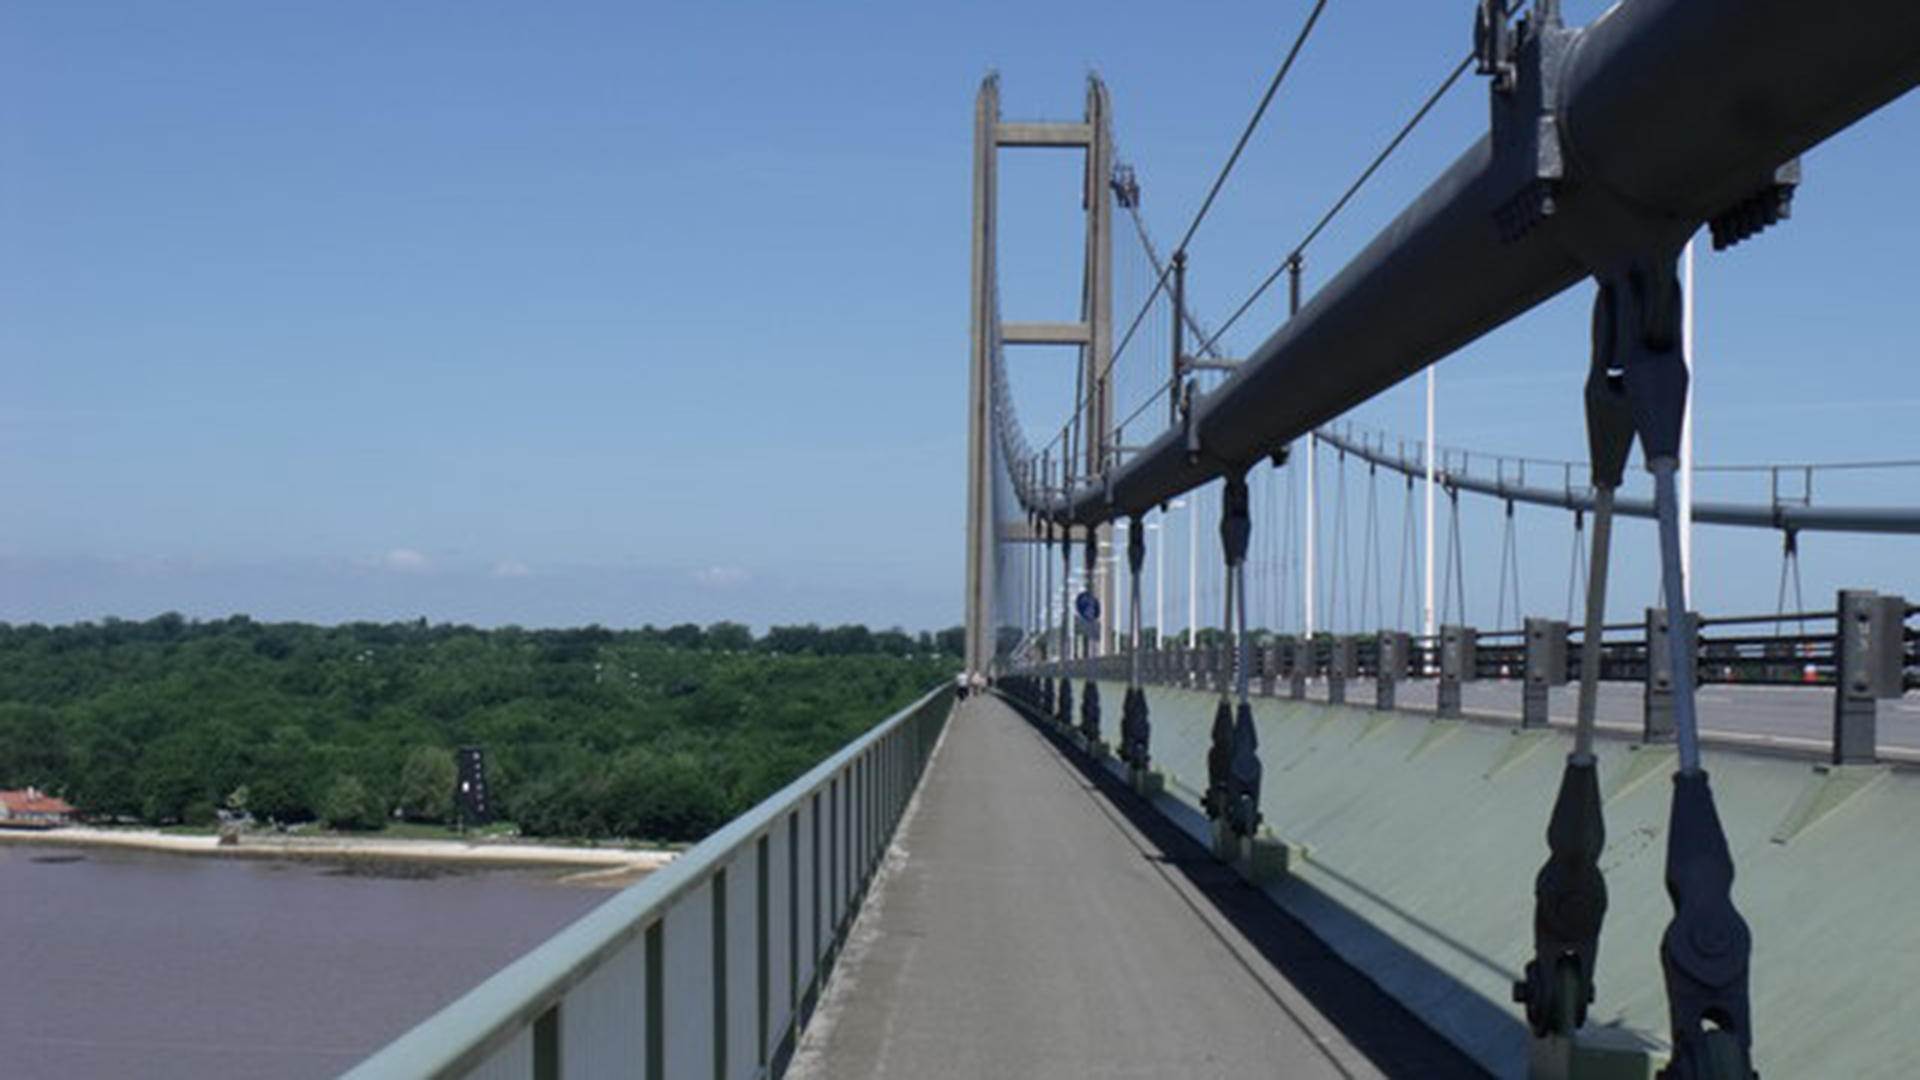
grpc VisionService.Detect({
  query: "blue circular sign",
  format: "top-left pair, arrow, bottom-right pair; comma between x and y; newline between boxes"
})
1075,590 -> 1101,626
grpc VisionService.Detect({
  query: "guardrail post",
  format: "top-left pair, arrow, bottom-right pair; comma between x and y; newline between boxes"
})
534,1004 -> 560,1080
1377,631 -> 1408,711
1833,589 -> 1906,765
647,921 -> 666,1078
712,866 -> 728,1080
809,793 -> 822,1007
1290,637 -> 1311,700
787,812 -> 801,1040
1328,636 -> 1352,705
756,834 -> 771,1071
1642,607 -> 1695,743
1523,617 -> 1569,729
1439,625 -> 1476,719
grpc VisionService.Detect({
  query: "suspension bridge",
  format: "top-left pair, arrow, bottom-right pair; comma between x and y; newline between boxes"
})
346,2 -> 1919,1078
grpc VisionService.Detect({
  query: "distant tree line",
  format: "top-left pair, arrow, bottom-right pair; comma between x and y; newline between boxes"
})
0,615 -> 961,843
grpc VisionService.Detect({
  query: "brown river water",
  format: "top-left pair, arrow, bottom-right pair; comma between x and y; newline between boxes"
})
0,842 -> 614,1079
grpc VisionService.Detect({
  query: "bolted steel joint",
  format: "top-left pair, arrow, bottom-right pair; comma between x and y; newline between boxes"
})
1585,284 -> 1637,490
1080,678 -> 1101,744
1441,625 -> 1479,684
1709,159 -> 1801,252
1204,699 -> 1234,821
1525,618 -> 1571,687
1655,771 -> 1757,1080
1219,471 -> 1252,567
1596,253 -> 1689,467
1227,701 -> 1264,838
1474,0 -> 1516,89
1121,685 -> 1152,772
1515,756 -> 1609,1036
1480,0 -> 1575,242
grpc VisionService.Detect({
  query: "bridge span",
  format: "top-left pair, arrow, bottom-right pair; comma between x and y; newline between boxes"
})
788,694 -> 1485,1079
348,680 -> 1920,1079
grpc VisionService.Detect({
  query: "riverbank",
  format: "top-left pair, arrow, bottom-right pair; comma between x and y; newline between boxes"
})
0,825 -> 675,887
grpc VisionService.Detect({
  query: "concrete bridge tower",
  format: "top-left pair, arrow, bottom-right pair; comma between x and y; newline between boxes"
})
965,74 -> 1116,681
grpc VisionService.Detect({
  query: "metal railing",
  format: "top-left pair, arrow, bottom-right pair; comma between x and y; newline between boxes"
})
1024,590 -> 1916,763
343,685 -> 954,1080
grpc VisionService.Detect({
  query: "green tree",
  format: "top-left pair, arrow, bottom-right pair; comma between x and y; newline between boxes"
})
138,735 -> 208,824
660,623 -> 705,650
319,773 -> 386,831
0,613 -> 961,841
705,622 -> 753,652
395,746 -> 457,823
934,626 -> 965,657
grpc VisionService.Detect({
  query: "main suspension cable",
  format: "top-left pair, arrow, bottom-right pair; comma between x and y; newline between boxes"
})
1106,0 -> 1333,379
1199,53 -> 1475,357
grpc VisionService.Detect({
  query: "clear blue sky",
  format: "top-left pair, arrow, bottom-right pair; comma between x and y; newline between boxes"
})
4,2 -> 1915,632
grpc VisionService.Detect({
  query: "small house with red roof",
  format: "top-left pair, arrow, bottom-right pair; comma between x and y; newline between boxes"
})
0,788 -> 76,829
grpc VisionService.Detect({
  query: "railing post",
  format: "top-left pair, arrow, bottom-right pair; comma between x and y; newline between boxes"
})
1833,589 -> 1905,765
534,1004 -> 561,1080
1290,637 -> 1310,700
1439,624 -> 1476,719
828,779 -> 840,942
1377,630 -> 1408,711
787,812 -> 800,1032
1327,636 -> 1350,705
1523,617 -> 1569,729
809,793 -> 822,999
1642,607 -> 1695,743
756,834 -> 771,1071
848,768 -> 864,922
712,866 -> 728,1080
646,921 -> 666,1079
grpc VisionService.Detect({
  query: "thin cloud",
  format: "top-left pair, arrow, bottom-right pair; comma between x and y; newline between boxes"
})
490,559 -> 532,579
693,565 -> 749,589
378,548 -> 430,573
1716,395 -> 1920,418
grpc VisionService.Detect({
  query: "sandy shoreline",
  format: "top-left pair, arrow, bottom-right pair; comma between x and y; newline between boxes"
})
0,825 -> 677,884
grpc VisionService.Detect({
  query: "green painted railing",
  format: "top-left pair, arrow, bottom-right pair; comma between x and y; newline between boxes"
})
342,685 -> 954,1080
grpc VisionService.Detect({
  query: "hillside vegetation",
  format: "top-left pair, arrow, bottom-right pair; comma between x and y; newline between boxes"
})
0,615 -> 960,843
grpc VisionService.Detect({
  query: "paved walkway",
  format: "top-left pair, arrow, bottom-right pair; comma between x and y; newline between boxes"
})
793,695 -> 1488,1079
